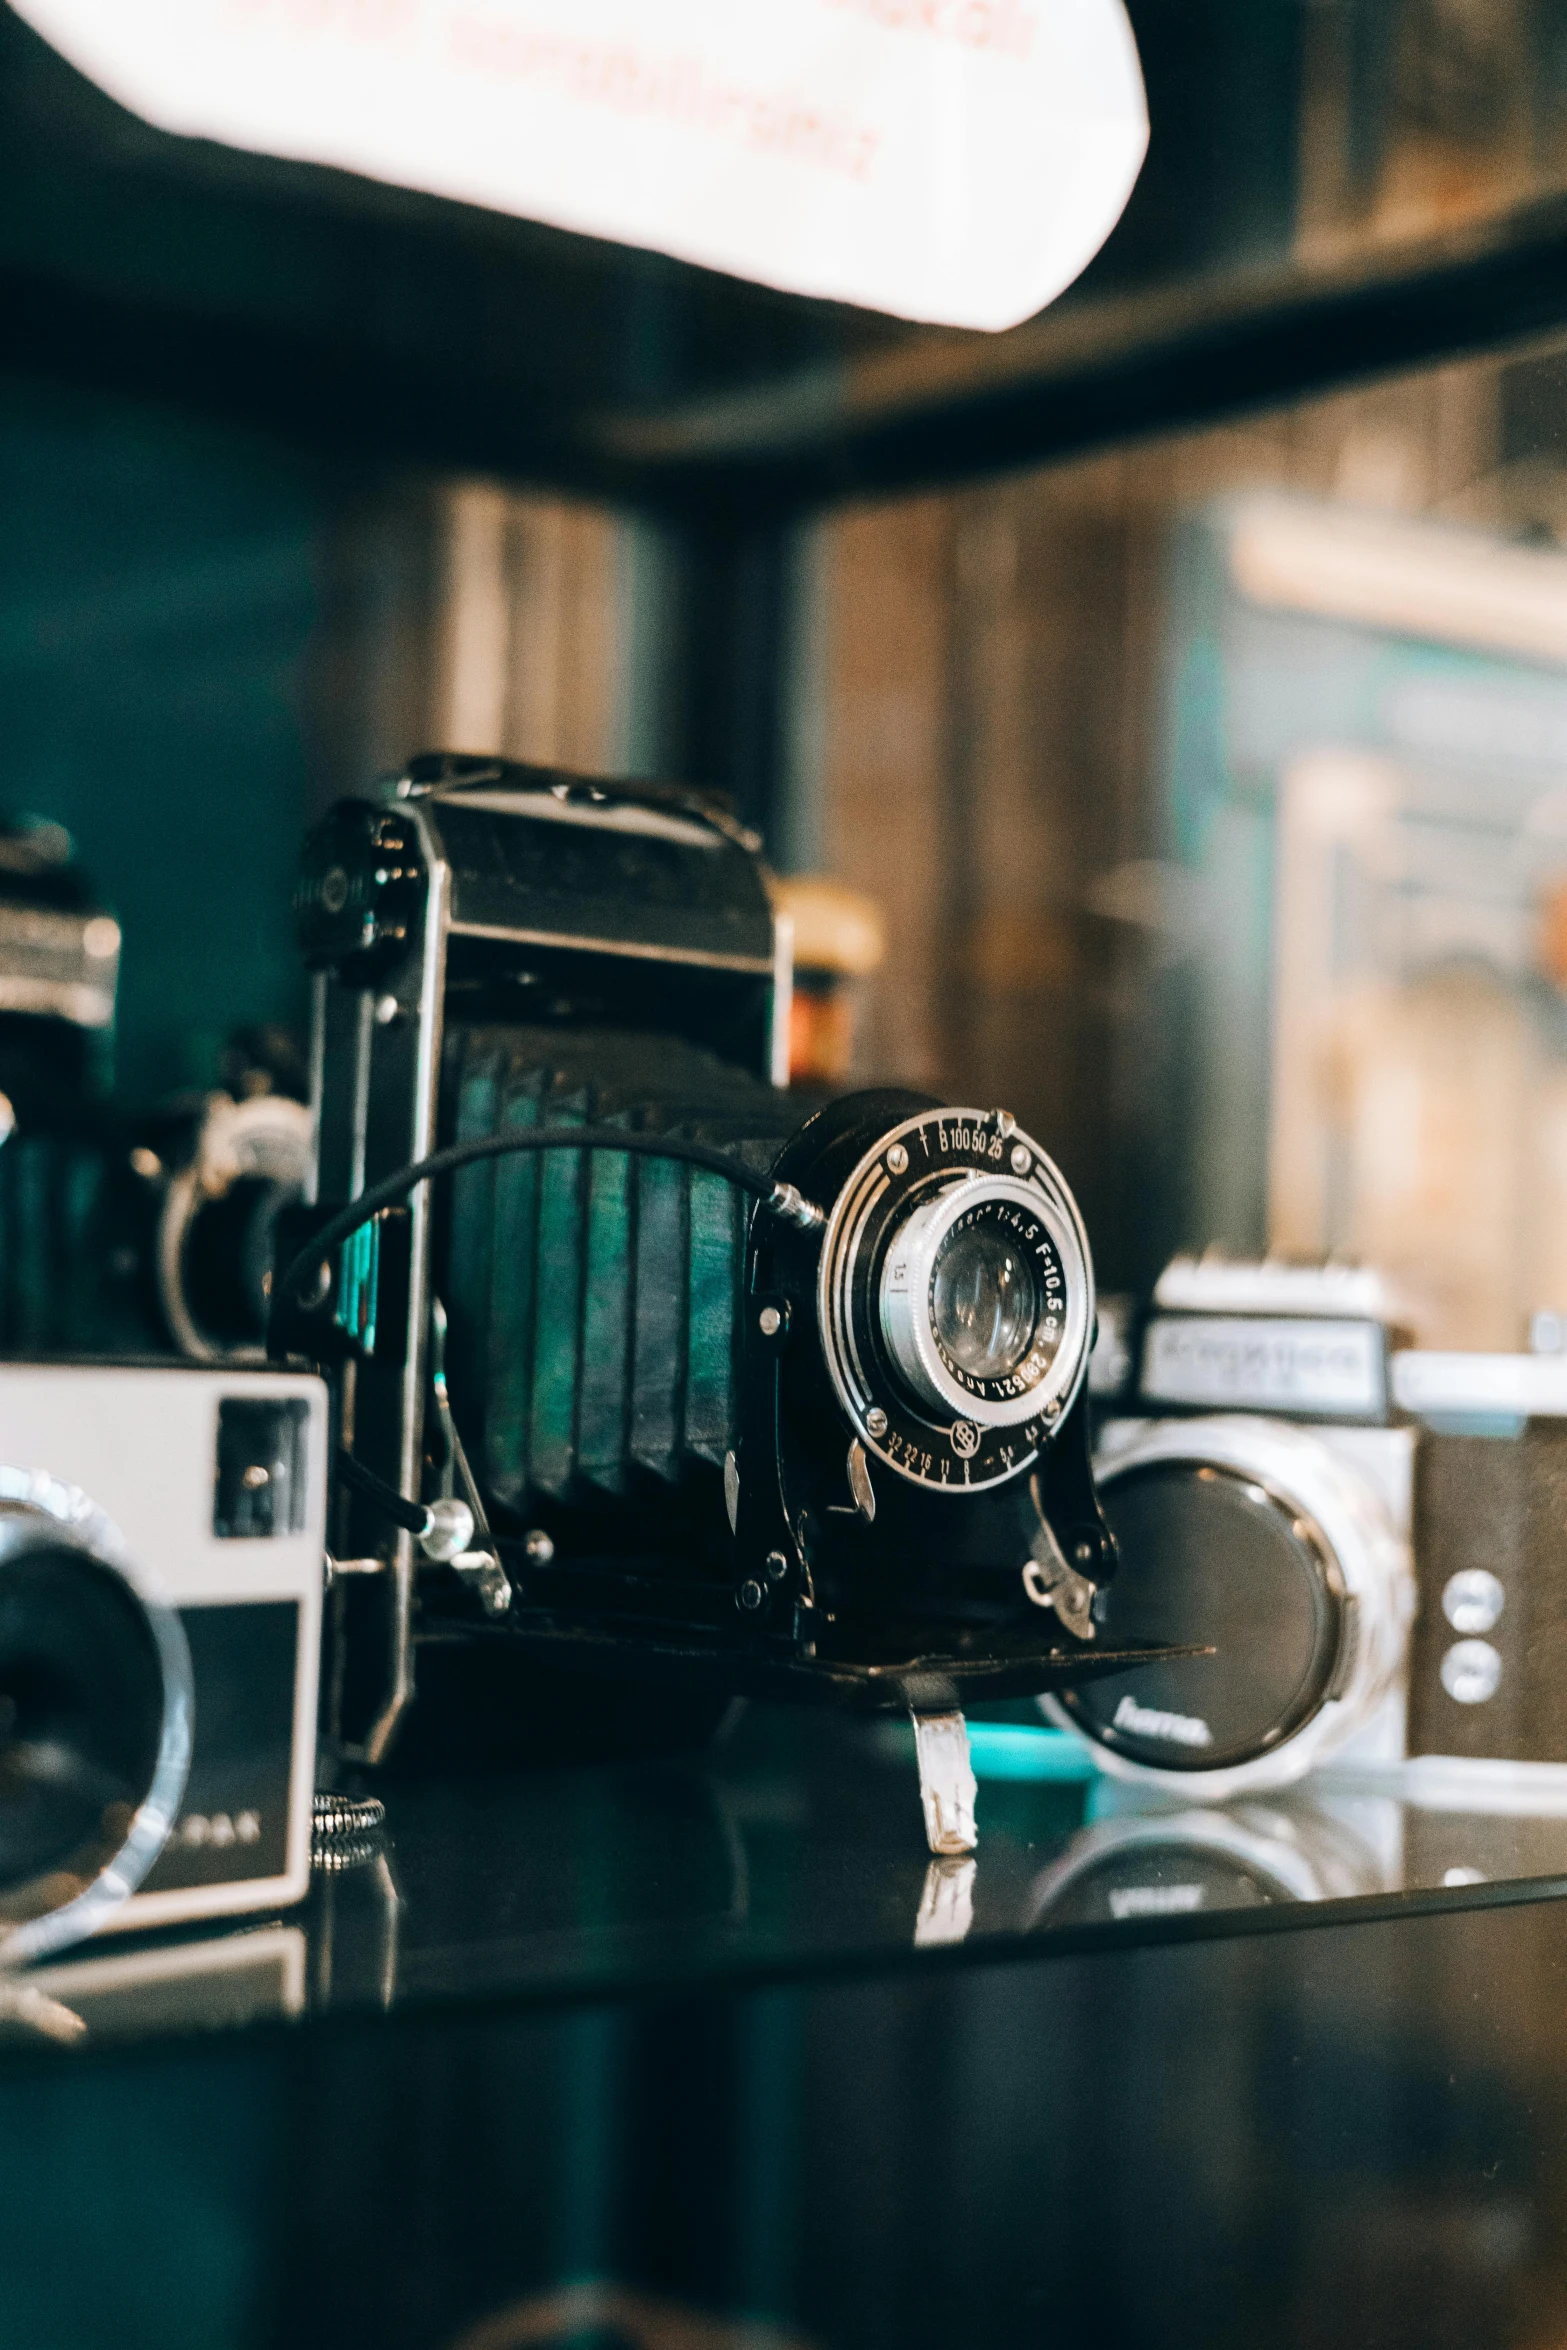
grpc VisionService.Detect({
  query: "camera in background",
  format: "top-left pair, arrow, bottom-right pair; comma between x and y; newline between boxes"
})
0,1363 -> 325,1964
1050,1255 -> 1567,1798
0,812 -> 311,1366
0,815 -> 162,1356
139,1028 -> 313,1363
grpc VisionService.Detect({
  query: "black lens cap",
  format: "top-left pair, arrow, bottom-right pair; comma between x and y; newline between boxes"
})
1056,1458 -> 1346,1771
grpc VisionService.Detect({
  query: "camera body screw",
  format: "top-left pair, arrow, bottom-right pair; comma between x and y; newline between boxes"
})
764,1550 -> 789,1583
886,1144 -> 909,1175
758,1305 -> 782,1337
1010,1143 -> 1032,1175
523,1528 -> 555,1566
738,1579 -> 765,1612
866,1407 -> 889,1439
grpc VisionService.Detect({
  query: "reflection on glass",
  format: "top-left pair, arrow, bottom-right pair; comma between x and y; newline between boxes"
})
1028,1788 -> 1403,1931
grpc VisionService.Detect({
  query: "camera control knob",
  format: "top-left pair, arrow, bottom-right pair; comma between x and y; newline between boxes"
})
295,800 -> 426,980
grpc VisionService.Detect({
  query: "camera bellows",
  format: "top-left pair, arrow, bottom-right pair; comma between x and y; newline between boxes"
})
442,1027 -> 796,1505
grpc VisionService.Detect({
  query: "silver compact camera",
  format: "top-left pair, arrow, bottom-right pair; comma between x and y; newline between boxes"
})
0,1362 -> 325,1962
1049,1257 -> 1567,1799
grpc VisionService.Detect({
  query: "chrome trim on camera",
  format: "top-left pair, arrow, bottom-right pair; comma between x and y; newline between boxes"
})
445,920 -> 774,975
364,837 -> 450,1769
879,1172 -> 1083,1431
0,1470 -> 193,1969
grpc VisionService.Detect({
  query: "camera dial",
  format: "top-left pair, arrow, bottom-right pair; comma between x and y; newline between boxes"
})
294,800 -> 425,980
0,1469 -> 191,1964
816,1107 -> 1093,1493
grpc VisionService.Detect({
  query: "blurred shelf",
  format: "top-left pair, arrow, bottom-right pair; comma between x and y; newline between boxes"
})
11,1706 -> 1567,2069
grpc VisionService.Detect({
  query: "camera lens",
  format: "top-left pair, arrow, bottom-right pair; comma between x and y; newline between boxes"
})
879,1180 -> 1073,1429
181,1177 -> 284,1347
931,1216 -> 1039,1381
157,1093 -> 312,1362
816,1104 -> 1095,1491
0,1494 -> 190,1962
1055,1461 -> 1345,1771
1048,1415 -> 1409,1791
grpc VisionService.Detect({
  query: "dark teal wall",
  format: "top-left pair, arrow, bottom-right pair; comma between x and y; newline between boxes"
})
0,377 -> 324,1101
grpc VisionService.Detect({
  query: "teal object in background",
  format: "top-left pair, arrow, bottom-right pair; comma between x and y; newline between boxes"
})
877,1719 -> 1099,1784
0,377 -> 324,1101
966,1723 -> 1099,1784
0,2047 -> 282,2350
1152,496 -> 1567,1273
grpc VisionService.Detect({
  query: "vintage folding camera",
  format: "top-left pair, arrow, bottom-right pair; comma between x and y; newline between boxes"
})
1049,1256 -> 1567,1797
0,1361 -> 326,1963
282,755 -> 1170,1777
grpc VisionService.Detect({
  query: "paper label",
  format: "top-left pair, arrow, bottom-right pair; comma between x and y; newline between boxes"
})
12,0 -> 1147,330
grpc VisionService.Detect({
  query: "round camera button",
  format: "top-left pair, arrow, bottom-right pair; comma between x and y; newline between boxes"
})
1442,1568 -> 1505,1635
1440,1638 -> 1503,1706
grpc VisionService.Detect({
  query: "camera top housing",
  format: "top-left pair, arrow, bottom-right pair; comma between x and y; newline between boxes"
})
283,757 -> 1173,1761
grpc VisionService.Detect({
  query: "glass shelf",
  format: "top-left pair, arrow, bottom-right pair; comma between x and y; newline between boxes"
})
10,1708 -> 1567,2064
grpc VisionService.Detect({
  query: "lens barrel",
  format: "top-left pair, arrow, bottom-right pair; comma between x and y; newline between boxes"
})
0,1476 -> 191,1964
158,1093 -> 313,1362
879,1174 -> 1073,1429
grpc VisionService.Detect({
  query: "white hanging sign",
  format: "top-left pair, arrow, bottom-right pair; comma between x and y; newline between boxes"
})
13,0 -> 1147,332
